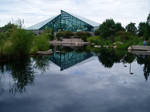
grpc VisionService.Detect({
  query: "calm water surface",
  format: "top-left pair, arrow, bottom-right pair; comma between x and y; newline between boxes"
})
0,47 -> 150,112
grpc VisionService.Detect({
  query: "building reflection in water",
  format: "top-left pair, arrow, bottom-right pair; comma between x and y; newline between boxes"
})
50,47 -> 94,71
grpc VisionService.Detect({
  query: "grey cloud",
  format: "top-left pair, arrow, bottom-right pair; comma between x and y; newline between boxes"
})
0,0 -> 149,27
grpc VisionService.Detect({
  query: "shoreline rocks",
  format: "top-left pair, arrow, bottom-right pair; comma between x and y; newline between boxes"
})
36,49 -> 52,55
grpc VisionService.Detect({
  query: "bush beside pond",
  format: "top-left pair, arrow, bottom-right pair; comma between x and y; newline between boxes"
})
56,31 -> 92,41
0,23 -> 50,60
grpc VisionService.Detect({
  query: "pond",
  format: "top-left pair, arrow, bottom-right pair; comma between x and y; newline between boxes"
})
0,46 -> 150,112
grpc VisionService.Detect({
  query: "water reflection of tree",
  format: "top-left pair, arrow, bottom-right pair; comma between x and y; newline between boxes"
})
0,56 -> 52,95
5,58 -> 34,94
98,48 -> 129,68
137,56 -> 150,80
123,53 -> 135,64
32,55 -> 50,72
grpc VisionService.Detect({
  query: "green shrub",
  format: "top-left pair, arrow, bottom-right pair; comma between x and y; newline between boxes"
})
64,31 -> 74,38
10,29 -> 34,56
56,31 -> 74,39
116,42 -> 131,50
96,19 -> 124,40
76,32 -> 91,41
32,33 -> 49,52
2,40 -> 14,55
30,46 -> 38,54
87,36 -> 113,47
115,31 -> 136,42
87,36 -> 101,45
56,31 -> 64,39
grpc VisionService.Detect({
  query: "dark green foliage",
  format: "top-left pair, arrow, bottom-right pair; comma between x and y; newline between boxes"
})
87,36 -> 113,46
147,13 -> 150,24
32,55 -> 50,72
143,23 -> 150,40
98,48 -> 115,68
0,23 -> 50,60
64,31 -> 74,38
31,33 -> 49,53
0,25 -> 35,58
56,31 -> 91,41
137,56 -> 150,80
115,23 -> 125,32
75,32 -> 92,41
56,31 -> 74,39
115,31 -> 137,42
56,31 -> 64,40
0,58 -> 34,94
115,31 -> 143,50
98,19 -> 116,39
138,21 -> 150,40
87,36 -> 101,45
138,22 -> 147,37
0,23 -> 17,33
94,29 -> 100,35
144,13 -> 150,40
123,53 -> 135,63
10,29 -> 34,56
126,22 -> 137,33
0,23 -> 17,41
98,48 -> 129,68
96,19 -> 124,40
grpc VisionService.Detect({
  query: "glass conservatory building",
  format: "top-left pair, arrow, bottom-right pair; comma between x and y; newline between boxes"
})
27,10 -> 99,32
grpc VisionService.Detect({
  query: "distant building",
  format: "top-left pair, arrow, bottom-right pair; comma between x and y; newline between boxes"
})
27,10 -> 99,32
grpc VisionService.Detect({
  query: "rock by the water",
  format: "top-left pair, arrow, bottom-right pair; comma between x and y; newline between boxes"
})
37,49 -> 52,55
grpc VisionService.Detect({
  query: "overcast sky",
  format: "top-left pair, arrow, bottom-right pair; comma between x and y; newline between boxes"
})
0,0 -> 150,27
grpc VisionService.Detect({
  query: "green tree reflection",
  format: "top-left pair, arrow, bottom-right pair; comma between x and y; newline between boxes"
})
137,56 -> 150,80
97,48 -> 131,68
32,55 -> 50,72
0,56 -> 51,95
6,59 -> 34,94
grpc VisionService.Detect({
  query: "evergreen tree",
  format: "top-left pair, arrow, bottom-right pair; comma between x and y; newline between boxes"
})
147,13 -> 150,25
126,23 -> 137,34
97,19 -> 124,40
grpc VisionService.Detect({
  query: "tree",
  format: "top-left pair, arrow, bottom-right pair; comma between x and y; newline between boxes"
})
10,29 -> 34,56
143,23 -> 150,40
98,19 -> 116,39
97,19 -> 124,40
138,22 -> 147,37
147,13 -> 150,25
0,23 -> 17,33
137,13 -> 150,39
126,22 -> 137,33
75,32 -> 91,41
115,23 -> 125,32
144,13 -> 150,40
